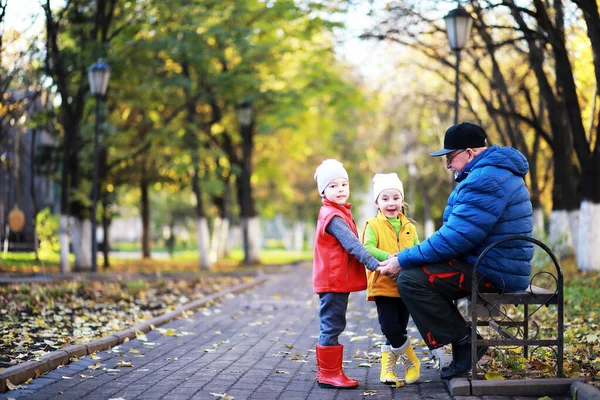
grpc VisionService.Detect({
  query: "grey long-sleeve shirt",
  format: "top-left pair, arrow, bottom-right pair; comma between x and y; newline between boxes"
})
325,216 -> 380,272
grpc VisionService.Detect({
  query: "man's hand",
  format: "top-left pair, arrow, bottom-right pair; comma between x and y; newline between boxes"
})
377,257 -> 402,280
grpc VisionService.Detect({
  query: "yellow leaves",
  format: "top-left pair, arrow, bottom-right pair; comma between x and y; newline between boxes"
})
135,330 -> 148,342
90,353 -> 102,360
349,335 -> 368,342
157,328 -> 179,337
6,379 -> 21,390
210,123 -> 224,135
117,360 -> 133,367
34,319 -> 46,328
531,359 -> 552,372
284,344 -> 294,349
210,393 -> 234,400
88,362 -> 103,370
484,371 -> 505,380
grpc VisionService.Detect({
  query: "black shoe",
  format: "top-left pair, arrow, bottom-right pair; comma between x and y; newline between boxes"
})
440,340 -> 487,379
441,334 -> 488,373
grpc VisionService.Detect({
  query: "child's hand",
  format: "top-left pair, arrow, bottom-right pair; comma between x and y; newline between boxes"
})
386,253 -> 396,260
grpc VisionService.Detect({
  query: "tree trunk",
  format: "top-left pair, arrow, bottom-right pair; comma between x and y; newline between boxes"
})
30,128 -> 39,261
141,168 -> 151,259
247,216 -> 261,264
238,114 -> 259,265
218,218 -> 230,259
577,201 -> 600,270
572,0 -> 600,270
532,207 -> 545,237
101,195 -> 111,268
209,216 -> 222,263
191,161 -> 210,270
549,210 -> 574,258
292,221 -> 305,251
59,214 -> 70,273
72,217 -> 92,271
196,217 -> 210,269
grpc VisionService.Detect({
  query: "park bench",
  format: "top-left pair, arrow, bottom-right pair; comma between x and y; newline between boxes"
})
468,235 -> 564,380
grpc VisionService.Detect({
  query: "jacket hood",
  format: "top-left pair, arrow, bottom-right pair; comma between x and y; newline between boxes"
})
458,145 -> 529,181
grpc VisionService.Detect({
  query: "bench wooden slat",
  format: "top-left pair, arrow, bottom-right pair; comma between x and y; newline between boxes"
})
479,285 -> 558,305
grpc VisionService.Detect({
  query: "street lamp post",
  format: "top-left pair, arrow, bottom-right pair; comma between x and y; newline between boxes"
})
235,102 -> 253,266
88,59 -> 110,272
444,5 -> 473,125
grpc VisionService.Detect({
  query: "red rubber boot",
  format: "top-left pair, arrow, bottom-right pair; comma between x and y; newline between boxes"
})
316,344 -> 359,389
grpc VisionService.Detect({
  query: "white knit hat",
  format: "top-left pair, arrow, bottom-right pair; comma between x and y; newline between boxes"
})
373,173 -> 404,202
314,159 -> 349,194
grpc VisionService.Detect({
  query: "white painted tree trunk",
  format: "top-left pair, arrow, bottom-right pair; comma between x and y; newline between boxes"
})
219,218 -> 230,258
209,217 -> 222,263
576,201 -> 600,270
59,214 -> 71,273
72,217 -> 92,271
549,210 -> 575,257
196,217 -> 210,270
292,221 -> 305,251
532,207 -> 545,237
568,209 -> 579,255
247,216 -> 261,263
424,219 -> 435,239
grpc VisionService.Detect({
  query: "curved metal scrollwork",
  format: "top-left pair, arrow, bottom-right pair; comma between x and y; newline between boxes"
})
470,236 -> 564,380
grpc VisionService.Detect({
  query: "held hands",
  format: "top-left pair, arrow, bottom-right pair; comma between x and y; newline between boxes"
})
376,256 -> 402,280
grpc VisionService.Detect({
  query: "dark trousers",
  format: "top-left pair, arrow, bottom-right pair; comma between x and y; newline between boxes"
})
374,296 -> 410,348
397,260 -> 490,350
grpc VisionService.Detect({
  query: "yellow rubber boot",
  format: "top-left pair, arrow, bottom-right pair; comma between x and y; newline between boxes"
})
380,345 -> 399,384
402,344 -> 421,384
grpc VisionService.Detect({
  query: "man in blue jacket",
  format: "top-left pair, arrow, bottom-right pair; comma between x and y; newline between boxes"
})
379,122 -> 533,379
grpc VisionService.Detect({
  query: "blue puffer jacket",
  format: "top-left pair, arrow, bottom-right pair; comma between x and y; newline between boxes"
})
398,145 -> 533,291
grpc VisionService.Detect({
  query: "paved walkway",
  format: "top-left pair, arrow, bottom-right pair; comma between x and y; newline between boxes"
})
1,263 -> 571,400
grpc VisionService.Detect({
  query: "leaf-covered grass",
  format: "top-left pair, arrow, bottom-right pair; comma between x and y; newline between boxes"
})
0,274 -> 251,369
0,249 -> 313,274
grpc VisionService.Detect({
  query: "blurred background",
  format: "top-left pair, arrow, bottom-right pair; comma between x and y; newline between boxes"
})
0,0 -> 598,274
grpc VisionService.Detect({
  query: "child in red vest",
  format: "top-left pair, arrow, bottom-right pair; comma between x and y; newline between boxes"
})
313,159 -> 381,389
362,173 -> 421,385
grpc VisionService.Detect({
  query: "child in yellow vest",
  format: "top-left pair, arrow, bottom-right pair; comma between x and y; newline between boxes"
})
361,173 -> 421,385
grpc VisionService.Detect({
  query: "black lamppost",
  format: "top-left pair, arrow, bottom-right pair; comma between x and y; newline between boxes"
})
88,59 -> 110,272
235,102 -> 253,266
444,5 -> 473,125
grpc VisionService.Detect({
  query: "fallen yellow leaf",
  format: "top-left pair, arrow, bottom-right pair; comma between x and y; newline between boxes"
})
484,371 -> 505,380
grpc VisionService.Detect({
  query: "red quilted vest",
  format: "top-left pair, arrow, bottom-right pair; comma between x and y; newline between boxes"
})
313,198 -> 368,293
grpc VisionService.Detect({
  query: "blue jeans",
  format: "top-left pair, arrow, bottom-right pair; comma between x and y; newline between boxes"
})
318,292 -> 349,346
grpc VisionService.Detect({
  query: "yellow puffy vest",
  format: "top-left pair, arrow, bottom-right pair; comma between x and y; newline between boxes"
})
362,212 -> 418,300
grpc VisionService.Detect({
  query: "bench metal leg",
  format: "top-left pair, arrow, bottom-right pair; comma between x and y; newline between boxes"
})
523,303 -> 528,359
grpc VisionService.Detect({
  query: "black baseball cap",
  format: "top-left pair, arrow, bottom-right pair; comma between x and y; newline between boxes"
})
430,122 -> 488,157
